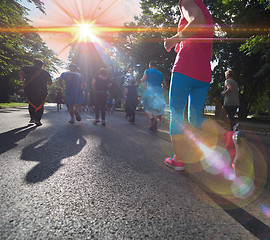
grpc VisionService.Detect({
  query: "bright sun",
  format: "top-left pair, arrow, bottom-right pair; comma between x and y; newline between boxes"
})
76,24 -> 99,43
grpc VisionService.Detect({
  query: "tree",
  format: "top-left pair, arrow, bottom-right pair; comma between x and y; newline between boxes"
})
207,0 -> 270,118
0,0 -> 62,102
119,1 -> 178,79
25,0 -> 45,14
68,41 -> 127,107
120,0 -> 270,119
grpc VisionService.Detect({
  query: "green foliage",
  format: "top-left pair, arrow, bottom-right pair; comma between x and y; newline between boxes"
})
125,0 -> 270,119
240,34 -> 270,98
0,0 -> 62,102
31,0 -> 269,118
25,0 -> 45,14
0,102 -> 28,108
47,79 -> 64,103
67,42 -> 127,106
113,2 -> 177,84
207,0 -> 270,118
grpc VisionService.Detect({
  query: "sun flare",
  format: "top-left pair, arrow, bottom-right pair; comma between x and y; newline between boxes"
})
76,23 -> 99,43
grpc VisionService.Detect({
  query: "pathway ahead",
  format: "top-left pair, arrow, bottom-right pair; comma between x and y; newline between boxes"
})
1,104 -> 270,239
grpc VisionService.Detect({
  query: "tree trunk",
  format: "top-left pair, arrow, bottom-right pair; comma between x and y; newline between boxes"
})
0,76 -> 10,103
238,102 -> 249,120
215,101 -> 222,119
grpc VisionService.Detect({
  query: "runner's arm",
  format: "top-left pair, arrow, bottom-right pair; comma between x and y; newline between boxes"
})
80,74 -> 86,90
164,0 -> 206,52
124,88 -> 128,98
141,74 -> 147,83
81,82 -> 86,90
221,83 -> 232,95
161,81 -> 168,89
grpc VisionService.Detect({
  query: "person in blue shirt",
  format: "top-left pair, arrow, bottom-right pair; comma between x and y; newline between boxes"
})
141,60 -> 168,132
59,64 -> 85,124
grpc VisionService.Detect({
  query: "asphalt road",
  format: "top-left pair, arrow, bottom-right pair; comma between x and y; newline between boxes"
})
1,104 -> 270,239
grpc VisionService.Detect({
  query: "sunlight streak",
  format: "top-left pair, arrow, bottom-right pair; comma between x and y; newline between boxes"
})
92,0 -> 119,24
2,25 -> 268,41
51,0 -> 79,24
261,204 -> 270,219
76,23 -> 100,43
183,127 -> 255,199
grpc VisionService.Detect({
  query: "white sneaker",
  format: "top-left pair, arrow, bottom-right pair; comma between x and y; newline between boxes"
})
69,119 -> 75,124
232,131 -> 245,168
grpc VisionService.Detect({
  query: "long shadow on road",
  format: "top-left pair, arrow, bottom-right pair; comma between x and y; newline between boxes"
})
0,125 -> 37,154
20,125 -> 87,183
153,125 -> 270,240
199,184 -> 270,240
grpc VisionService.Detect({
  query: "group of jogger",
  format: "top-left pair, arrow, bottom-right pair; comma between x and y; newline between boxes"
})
19,0 -> 244,173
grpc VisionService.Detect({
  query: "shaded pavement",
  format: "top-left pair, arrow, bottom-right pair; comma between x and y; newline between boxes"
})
0,103 -> 270,239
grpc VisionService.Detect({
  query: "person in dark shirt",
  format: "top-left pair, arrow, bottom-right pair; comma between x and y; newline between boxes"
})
55,88 -> 63,111
92,68 -> 111,126
19,59 -> 52,126
124,79 -> 138,124
59,64 -> 85,124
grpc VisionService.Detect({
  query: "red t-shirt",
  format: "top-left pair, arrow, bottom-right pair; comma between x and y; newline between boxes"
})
172,0 -> 214,82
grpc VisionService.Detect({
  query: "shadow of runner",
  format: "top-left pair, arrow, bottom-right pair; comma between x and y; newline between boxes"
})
172,172 -> 270,239
206,191 -> 270,240
175,131 -> 269,239
0,108 -> 24,113
0,125 -> 37,154
21,125 -> 87,183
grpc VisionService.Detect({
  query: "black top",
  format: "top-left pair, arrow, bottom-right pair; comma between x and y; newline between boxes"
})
21,66 -> 52,98
126,85 -> 138,104
94,76 -> 110,92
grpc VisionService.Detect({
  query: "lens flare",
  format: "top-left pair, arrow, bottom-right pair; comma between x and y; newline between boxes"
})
260,204 -> 270,219
231,176 -> 255,199
78,24 -> 94,41
201,145 -> 231,175
76,23 -> 100,43
181,127 -> 267,206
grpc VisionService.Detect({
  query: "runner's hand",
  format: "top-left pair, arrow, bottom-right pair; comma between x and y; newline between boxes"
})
164,38 -> 174,52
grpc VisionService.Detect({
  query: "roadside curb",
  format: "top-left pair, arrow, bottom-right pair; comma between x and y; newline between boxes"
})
252,131 -> 270,136
131,109 -> 270,136
223,127 -> 270,136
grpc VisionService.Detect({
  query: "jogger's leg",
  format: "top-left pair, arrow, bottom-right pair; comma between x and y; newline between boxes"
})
28,104 -> 35,120
68,104 -> 74,119
100,95 -> 107,121
224,106 -> 237,131
35,105 -> 44,121
169,73 -> 191,160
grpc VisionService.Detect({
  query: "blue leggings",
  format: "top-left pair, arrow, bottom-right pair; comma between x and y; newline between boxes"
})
169,72 -> 210,135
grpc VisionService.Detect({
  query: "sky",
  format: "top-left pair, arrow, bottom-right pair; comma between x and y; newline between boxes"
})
21,0 -> 142,63
21,1 -> 219,74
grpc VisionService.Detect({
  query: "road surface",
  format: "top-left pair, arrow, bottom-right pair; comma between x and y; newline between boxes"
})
1,104 -> 270,239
